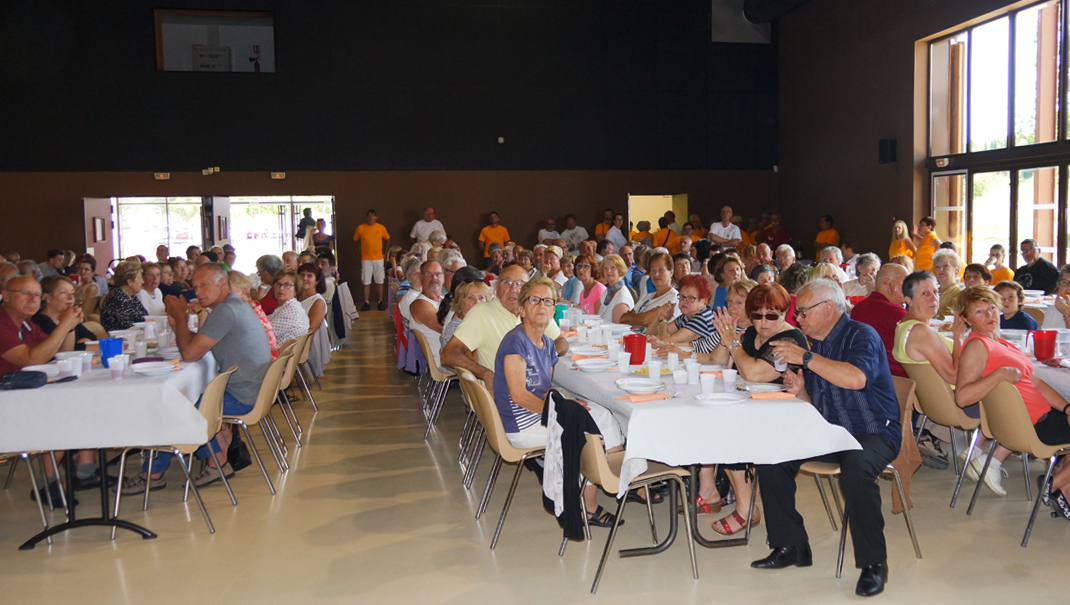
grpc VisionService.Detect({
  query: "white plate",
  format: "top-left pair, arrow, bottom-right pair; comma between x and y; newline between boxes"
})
54,351 -> 90,361
131,362 -> 175,377
615,378 -> 666,394
676,345 -> 694,353
741,383 -> 786,393
602,323 -> 631,335
575,359 -> 615,373
23,364 -> 59,377
694,393 -> 747,405
570,346 -> 607,356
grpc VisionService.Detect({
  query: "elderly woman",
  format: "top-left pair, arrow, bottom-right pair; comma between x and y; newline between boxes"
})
632,220 -> 654,244
650,274 -> 716,355
298,263 -> 332,377
136,262 -> 166,316
931,248 -> 963,319
74,256 -> 100,314
672,252 -> 692,286
517,249 -> 537,279
100,260 -> 147,332
808,261 -> 842,285
704,280 -> 757,365
955,286 -> 1070,499
1040,264 -> 1070,329
597,254 -> 634,323
268,270 -> 310,349
621,251 -> 677,331
439,280 -> 490,360
843,253 -> 881,297
487,246 -> 504,276
229,271 -> 279,359
560,254 -> 579,302
962,263 -> 991,289
33,276 -> 94,351
158,261 -> 182,297
995,280 -> 1038,330
494,277 -> 626,526
749,263 -> 776,286
541,245 -> 566,290
712,255 -> 743,311
894,270 -> 966,387
573,253 -> 605,312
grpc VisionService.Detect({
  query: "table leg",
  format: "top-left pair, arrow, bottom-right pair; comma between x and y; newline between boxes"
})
18,449 -> 158,551
619,478 -> 680,558
687,464 -> 750,549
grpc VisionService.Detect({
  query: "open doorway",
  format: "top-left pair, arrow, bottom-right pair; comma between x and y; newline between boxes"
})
229,196 -> 335,274
627,194 -> 688,246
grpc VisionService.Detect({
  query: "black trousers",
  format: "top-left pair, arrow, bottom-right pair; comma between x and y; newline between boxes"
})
757,434 -> 898,568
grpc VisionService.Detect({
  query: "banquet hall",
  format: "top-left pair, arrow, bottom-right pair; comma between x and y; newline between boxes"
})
1,0 -> 1068,602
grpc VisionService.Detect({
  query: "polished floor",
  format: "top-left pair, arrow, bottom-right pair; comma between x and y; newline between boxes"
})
1,314 -> 1067,604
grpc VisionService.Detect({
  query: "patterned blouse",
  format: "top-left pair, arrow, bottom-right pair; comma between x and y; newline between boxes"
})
269,298 -> 310,345
100,288 -> 147,332
248,300 -> 280,359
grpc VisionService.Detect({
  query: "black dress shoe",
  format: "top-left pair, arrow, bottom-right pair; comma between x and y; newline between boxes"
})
30,482 -> 78,507
855,561 -> 889,597
751,544 -> 813,569
361,301 -> 371,311
73,470 -> 119,491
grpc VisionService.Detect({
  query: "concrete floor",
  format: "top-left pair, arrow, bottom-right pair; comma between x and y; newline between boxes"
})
1,313 -> 1067,604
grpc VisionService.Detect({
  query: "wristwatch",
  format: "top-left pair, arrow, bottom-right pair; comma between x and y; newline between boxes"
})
727,340 -> 742,352
802,351 -> 813,370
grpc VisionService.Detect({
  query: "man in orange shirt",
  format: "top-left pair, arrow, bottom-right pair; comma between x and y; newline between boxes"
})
813,215 -> 840,260
478,212 -> 510,269
353,209 -> 391,310
594,208 -> 614,240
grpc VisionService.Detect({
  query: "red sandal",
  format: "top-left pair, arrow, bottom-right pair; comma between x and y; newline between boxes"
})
711,509 -> 761,536
695,495 -> 722,515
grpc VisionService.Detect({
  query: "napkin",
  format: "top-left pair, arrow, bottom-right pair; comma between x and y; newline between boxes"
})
562,331 -> 578,338
614,393 -> 671,403
749,391 -> 794,400
571,354 -> 607,362
700,371 -> 723,376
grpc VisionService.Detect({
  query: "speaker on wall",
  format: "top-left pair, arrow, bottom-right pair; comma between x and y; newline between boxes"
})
879,139 -> 897,164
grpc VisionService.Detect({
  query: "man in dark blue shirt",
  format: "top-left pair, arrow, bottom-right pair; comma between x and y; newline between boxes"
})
755,278 -> 901,598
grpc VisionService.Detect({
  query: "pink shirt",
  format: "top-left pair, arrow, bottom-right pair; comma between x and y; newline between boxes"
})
578,282 -> 606,315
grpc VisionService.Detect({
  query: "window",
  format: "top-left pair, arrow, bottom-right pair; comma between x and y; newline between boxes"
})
116,197 -> 203,260
927,1 -> 1069,268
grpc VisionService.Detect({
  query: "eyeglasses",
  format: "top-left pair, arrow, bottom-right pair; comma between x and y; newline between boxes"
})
1059,279 -> 1070,288
678,295 -> 699,303
525,296 -> 556,307
422,271 -> 444,278
793,300 -> 828,320
750,312 -> 781,322
1021,247 -> 1036,254
274,282 -> 295,289
500,279 -> 524,289
576,264 -> 592,270
932,264 -> 954,271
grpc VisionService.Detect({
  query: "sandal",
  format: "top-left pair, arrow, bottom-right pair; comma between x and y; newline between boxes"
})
626,487 -> 664,505
587,505 -> 623,528
695,494 -> 722,515
711,509 -> 761,536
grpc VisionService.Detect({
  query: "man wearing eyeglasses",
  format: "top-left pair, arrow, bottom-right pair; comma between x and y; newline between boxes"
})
410,207 -> 445,244
409,261 -> 446,371
755,278 -> 901,598
442,264 -> 566,389
1014,238 -> 1060,294
0,276 -> 82,375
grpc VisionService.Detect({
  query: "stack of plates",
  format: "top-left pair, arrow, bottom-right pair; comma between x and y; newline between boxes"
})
131,362 -> 175,377
615,378 -> 665,394
570,346 -> 607,356
575,359 -> 615,373
739,382 -> 786,393
694,393 -> 746,405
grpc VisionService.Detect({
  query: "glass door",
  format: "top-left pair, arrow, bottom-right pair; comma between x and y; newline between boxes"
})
931,171 -> 968,258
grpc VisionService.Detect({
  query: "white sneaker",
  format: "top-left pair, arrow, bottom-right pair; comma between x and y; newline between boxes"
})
958,446 -> 983,465
967,456 -> 1008,496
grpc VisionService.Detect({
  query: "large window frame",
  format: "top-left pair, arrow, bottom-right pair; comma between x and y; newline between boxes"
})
927,0 -> 1070,268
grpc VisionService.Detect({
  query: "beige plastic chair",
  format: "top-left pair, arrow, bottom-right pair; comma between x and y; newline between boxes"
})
578,433 -> 697,594
273,339 -> 306,446
293,329 -> 320,411
1024,306 -> 1046,325
112,366 -> 238,535
82,320 -> 108,340
411,329 -> 456,439
83,295 -> 101,320
223,353 -> 293,495
457,369 -> 545,550
966,381 -> 1070,546
904,362 -> 982,506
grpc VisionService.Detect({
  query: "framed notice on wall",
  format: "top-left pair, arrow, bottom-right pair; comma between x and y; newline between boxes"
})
155,9 -> 276,72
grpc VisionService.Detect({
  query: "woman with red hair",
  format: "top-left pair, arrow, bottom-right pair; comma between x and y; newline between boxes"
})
651,274 -> 717,354
714,283 -> 807,385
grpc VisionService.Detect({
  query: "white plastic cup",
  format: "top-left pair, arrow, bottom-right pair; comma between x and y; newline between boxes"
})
647,359 -> 662,379
606,341 -> 620,361
57,359 -> 75,378
667,352 -> 679,371
576,325 -> 588,343
774,355 -> 788,372
188,314 -> 198,332
687,364 -> 701,385
645,343 -> 653,361
559,317 -> 571,332
109,356 -> 127,380
700,373 -> 716,395
80,352 -> 93,373
722,369 -> 738,392
673,369 -> 688,394
143,322 -> 156,340
617,356 -> 630,374
135,340 -> 149,359
158,330 -> 172,348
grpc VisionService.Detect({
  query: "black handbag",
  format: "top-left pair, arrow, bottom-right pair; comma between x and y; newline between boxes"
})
0,371 -> 48,390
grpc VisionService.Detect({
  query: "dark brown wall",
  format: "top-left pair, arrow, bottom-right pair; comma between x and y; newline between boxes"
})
0,169 -> 776,298
777,0 -> 1016,258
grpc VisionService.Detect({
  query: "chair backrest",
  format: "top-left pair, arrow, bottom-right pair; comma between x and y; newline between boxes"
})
979,381 -> 1065,458
83,295 -> 101,317
411,329 -> 453,381
891,376 -> 918,430
456,369 -> 536,462
231,353 -> 293,423
903,362 -> 980,430
83,320 -> 108,340
1024,306 -> 1046,324
297,329 -> 315,364
199,366 -> 237,439
279,334 -> 308,390
580,433 -> 621,495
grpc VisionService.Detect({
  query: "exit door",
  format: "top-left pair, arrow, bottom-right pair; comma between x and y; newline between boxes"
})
82,197 -> 115,272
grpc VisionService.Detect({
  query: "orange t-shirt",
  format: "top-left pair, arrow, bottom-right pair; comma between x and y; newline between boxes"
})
353,222 -> 390,260
814,229 -> 840,259
595,223 -> 611,240
989,267 -> 1015,285
478,225 -> 510,257
966,333 -> 1050,424
915,232 -> 938,271
888,239 -> 913,261
653,229 -> 679,252
632,230 -> 653,243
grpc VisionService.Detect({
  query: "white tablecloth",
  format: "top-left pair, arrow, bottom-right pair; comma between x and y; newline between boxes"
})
553,360 -> 862,490
1034,361 -> 1070,402
0,354 -> 217,452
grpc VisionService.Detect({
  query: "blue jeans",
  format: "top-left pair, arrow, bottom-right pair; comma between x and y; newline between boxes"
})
144,391 -> 254,474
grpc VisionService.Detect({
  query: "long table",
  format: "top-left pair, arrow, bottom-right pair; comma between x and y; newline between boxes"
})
0,354 -> 217,549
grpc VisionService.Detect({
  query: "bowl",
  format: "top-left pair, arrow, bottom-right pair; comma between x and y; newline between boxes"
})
741,382 -> 786,393
575,359 -> 616,373
694,393 -> 746,405
130,362 -> 175,377
570,346 -> 607,356
615,378 -> 665,394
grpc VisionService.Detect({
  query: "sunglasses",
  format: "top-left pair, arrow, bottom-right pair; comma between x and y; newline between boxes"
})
749,312 -> 780,321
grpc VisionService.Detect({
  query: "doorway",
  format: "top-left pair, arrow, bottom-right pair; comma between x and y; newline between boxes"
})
627,194 -> 688,245
229,196 -> 335,274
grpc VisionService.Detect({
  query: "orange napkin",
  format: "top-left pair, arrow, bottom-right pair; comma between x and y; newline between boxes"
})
749,391 -> 794,400
571,354 -> 607,362
701,370 -> 723,376
562,331 -> 577,338
614,393 -> 671,403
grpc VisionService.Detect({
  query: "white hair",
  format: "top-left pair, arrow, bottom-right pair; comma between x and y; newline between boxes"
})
437,248 -> 464,269
856,253 -> 881,273
820,245 -> 843,264
533,244 -> 547,252
800,278 -> 846,313
775,244 -> 795,257
931,248 -> 962,271
428,230 -> 447,245
402,255 -> 423,278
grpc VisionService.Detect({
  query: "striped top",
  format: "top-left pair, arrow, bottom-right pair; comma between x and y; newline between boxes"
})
673,307 -> 718,354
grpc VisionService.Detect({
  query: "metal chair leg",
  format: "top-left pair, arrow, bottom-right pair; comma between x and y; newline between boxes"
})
265,413 -> 290,462
744,472 -> 760,542
1022,453 -> 1032,502
238,423 -> 276,495
914,415 -> 928,445
1023,457 -> 1057,547
275,396 -> 302,447
836,507 -> 849,578
966,439 -> 999,516
175,452 -> 214,534
142,451 -> 156,512
110,449 -> 132,540
948,426 -> 961,477
205,440 -> 237,506
591,492 -> 629,593
476,454 -> 503,519
464,430 -> 486,490
47,451 -> 70,519
950,428 -> 980,508
490,456 -> 530,550
36,455 -> 54,511
644,485 -> 657,544
4,455 -> 19,489
22,453 -> 51,545
887,467 -> 922,559
299,363 -> 321,410
814,474 -> 838,531
673,476 -> 699,580
260,420 -> 288,473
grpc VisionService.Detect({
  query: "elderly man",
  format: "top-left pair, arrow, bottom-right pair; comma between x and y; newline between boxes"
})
757,279 -> 901,597
437,249 -> 466,296
532,244 -> 547,273
155,245 -> 170,263
850,263 -> 907,377
774,244 -> 796,272
538,219 -> 560,246
442,264 -> 566,387
760,213 -> 792,249
756,243 -> 776,269
186,245 -> 201,264
560,214 -> 589,255
843,253 -> 881,297
0,276 -> 81,374
410,207 -> 445,244
122,263 -> 272,494
409,261 -> 446,369
1015,238 -> 1060,294
708,205 -> 742,248
397,256 -> 425,323
282,251 -> 299,272
255,254 -> 284,314
17,260 -> 41,280
818,246 -> 850,283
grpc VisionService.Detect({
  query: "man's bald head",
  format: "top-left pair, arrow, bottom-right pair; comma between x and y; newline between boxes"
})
4,275 -> 39,295
875,263 -> 909,305
0,263 -> 18,291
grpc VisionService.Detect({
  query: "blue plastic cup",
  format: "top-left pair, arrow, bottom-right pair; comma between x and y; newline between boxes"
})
99,338 -> 122,368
